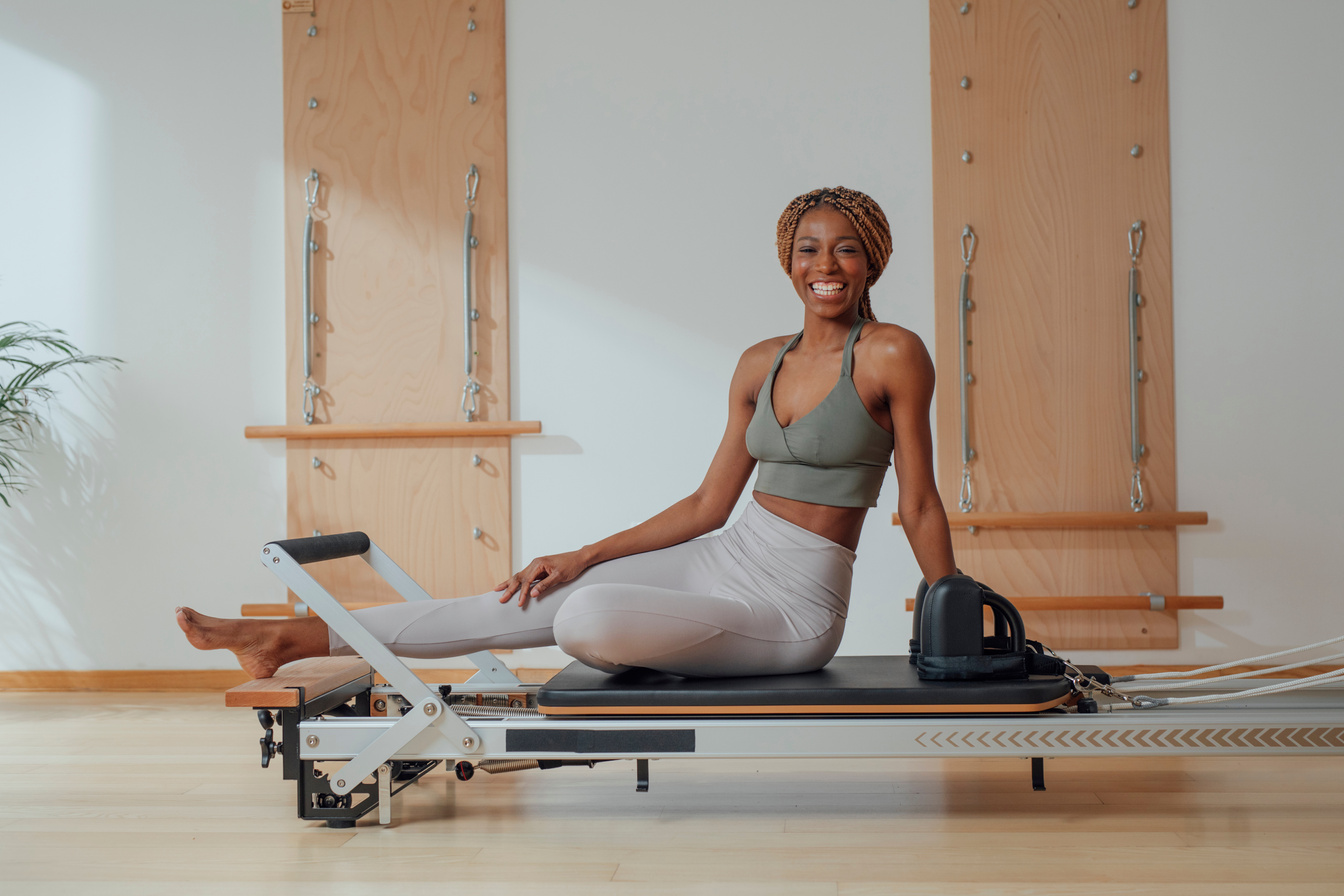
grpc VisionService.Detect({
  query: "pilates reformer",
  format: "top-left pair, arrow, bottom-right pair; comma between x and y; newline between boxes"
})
229,532 -> 1344,828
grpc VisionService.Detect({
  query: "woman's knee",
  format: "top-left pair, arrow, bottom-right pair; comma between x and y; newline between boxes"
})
552,584 -> 633,668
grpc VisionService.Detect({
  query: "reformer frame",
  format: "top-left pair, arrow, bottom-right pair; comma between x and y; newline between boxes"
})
241,533 -> 1344,828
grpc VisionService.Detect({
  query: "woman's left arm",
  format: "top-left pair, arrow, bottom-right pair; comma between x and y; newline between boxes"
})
879,327 -> 957,584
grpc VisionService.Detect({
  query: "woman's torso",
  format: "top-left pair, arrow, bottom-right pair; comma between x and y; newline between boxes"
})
746,319 -> 895,551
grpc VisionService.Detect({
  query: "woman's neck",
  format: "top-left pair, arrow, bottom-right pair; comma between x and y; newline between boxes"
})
798,312 -> 861,353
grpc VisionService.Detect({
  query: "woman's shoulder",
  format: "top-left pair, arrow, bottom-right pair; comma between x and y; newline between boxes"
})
859,320 -> 929,356
737,334 -> 793,368
857,321 -> 934,380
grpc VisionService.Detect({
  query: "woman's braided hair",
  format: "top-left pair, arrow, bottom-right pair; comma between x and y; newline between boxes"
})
776,186 -> 893,321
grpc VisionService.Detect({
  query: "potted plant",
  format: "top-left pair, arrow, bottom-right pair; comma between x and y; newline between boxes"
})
0,322 -> 121,507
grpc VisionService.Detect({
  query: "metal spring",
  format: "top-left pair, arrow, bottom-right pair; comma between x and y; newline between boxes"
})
451,705 -> 542,719
477,759 -> 540,775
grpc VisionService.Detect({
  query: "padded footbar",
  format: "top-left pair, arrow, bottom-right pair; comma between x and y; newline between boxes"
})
268,531 -> 371,565
537,655 -> 1088,716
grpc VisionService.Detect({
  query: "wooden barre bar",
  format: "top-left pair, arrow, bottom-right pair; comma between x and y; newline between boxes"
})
893,511 -> 1209,530
243,420 -> 543,440
242,602 -> 397,617
903,595 -> 1224,612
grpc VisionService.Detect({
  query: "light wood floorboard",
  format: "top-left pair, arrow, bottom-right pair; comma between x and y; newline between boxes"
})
0,693 -> 1340,892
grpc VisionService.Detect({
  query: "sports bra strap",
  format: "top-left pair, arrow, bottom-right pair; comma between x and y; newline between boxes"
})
771,318 -> 868,379
839,318 -> 867,378
771,332 -> 803,370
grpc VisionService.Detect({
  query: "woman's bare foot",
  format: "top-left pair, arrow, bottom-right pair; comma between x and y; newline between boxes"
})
176,607 -> 328,679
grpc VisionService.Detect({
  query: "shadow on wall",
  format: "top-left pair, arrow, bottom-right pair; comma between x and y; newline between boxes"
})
0,386 -> 120,670
514,435 -> 583,457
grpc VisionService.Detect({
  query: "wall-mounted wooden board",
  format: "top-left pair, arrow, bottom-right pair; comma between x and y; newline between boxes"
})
287,437 -> 511,603
278,1 -> 513,605
929,0 -> 1177,648
283,0 -> 508,427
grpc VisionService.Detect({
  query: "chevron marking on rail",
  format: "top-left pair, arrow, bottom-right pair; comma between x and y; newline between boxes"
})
917,726 -> 1344,752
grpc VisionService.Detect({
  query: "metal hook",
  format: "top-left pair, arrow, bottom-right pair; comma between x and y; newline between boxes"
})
461,378 -> 481,422
1128,220 -> 1143,265
302,379 -> 321,426
959,465 -> 974,513
961,225 -> 977,268
465,164 -> 479,209
305,169 -> 319,209
1130,465 -> 1145,512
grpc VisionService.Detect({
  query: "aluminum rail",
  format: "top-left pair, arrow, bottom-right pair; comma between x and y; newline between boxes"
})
299,689 -> 1344,764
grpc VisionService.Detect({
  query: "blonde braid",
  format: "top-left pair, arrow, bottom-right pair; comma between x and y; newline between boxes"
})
776,187 -> 893,321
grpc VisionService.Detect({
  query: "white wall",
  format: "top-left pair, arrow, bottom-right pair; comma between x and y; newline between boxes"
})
0,0 -> 288,671
0,0 -> 1339,672
1167,2 -> 1344,656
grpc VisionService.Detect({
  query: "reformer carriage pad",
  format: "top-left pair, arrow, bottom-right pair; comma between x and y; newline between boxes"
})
537,655 -> 1081,716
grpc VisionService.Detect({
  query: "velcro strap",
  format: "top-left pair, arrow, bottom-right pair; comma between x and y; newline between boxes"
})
1026,653 -> 1066,676
917,653 -> 1029,681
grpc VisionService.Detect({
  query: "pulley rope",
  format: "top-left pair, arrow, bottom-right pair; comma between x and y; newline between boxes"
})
1117,666 -> 1344,709
1113,632 -> 1344,682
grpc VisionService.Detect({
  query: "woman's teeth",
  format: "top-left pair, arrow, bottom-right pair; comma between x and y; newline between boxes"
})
811,282 -> 844,296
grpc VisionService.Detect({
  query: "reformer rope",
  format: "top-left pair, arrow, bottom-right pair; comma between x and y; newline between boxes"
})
1112,632 -> 1344,682
1127,650 -> 1344,690
1057,632 -> 1344,709
1120,666 -> 1344,709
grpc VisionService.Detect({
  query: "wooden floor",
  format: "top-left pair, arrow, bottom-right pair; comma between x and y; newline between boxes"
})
1,693 -> 1342,894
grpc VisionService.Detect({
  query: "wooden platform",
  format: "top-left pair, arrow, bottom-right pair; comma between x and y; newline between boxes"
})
223,657 -> 371,708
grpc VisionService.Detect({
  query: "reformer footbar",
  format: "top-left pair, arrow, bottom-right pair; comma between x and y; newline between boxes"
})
232,532 -> 1344,828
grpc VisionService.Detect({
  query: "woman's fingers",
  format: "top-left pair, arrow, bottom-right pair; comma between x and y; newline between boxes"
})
495,553 -> 580,606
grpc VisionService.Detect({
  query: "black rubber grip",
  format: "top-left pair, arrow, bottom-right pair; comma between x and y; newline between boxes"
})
267,531 -> 370,565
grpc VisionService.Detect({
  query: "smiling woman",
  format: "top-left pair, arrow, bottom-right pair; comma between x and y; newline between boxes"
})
178,186 -> 956,681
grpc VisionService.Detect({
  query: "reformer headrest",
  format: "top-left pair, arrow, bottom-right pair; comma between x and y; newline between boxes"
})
912,574 -> 1063,681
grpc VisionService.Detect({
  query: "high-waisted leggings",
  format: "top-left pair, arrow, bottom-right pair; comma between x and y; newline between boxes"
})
330,502 -> 855,677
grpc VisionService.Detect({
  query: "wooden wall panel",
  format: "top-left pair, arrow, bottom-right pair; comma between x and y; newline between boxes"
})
288,437 -> 511,602
277,1 -> 513,606
283,0 -> 508,426
929,0 -> 1178,648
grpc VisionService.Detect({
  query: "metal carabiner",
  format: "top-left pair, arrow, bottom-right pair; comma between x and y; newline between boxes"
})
461,377 -> 481,422
465,164 -> 479,209
1130,464 -> 1145,512
961,225 -> 977,268
305,169 -> 320,210
1128,220 -> 1143,265
959,465 -> 974,513
302,378 -> 321,426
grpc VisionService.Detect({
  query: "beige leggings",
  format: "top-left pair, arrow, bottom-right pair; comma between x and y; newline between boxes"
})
331,502 -> 855,677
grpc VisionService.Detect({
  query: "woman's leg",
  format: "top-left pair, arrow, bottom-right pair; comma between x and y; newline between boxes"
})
176,532 -> 739,678
179,503 -> 853,680
553,586 -> 844,678
324,533 -> 741,658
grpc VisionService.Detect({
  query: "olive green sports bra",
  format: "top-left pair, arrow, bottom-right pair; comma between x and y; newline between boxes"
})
745,318 -> 894,508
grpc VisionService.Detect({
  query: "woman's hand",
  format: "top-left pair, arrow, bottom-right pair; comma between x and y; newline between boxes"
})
495,550 -> 590,608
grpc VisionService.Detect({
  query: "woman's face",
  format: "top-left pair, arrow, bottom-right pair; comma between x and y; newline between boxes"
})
790,205 -> 869,319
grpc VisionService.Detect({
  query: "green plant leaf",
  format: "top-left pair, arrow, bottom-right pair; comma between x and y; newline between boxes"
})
0,321 -> 123,507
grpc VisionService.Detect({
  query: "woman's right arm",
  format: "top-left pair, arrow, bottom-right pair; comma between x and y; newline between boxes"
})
497,342 -> 774,606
